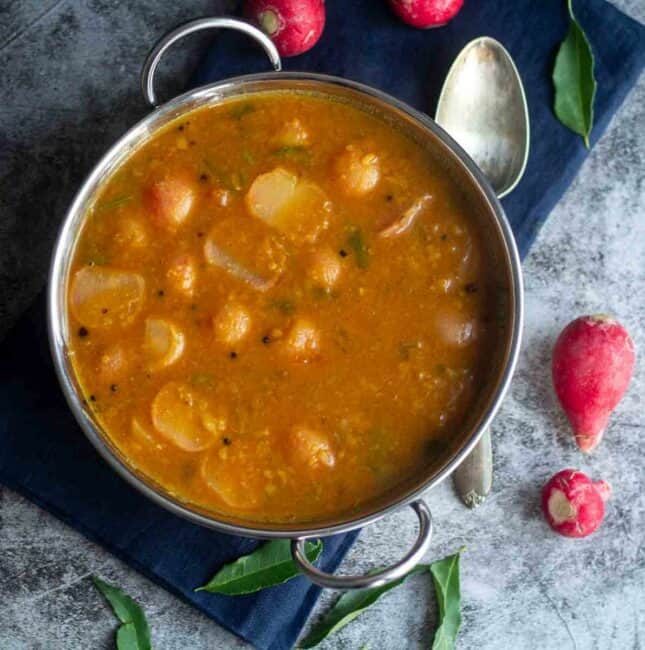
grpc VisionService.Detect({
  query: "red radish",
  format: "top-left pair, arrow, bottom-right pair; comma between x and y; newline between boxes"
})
244,0 -> 325,57
552,315 -> 635,452
542,469 -> 611,538
388,0 -> 465,29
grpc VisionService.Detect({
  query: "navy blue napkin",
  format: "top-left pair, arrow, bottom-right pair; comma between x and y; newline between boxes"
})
0,2 -> 643,649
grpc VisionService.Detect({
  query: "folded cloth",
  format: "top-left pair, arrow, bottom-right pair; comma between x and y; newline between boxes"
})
1,1 -> 643,649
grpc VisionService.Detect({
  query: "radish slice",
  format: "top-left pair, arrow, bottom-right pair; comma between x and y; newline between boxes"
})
166,253 -> 197,297
114,216 -> 148,249
246,167 -> 298,223
131,416 -> 165,451
201,428 -> 280,509
306,246 -> 342,289
201,442 -> 268,509
213,302 -> 252,345
283,318 -> 321,362
432,304 -> 477,347
275,118 -> 310,147
70,266 -> 145,328
143,318 -> 185,371
204,236 -> 277,292
97,343 -> 130,381
286,181 -> 332,242
144,176 -> 195,231
379,194 -> 433,238
334,145 -> 381,196
151,381 -> 221,452
289,426 -> 335,469
246,167 -> 332,242
202,456 -> 258,509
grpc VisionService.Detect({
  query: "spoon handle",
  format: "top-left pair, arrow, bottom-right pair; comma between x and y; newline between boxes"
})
452,429 -> 492,508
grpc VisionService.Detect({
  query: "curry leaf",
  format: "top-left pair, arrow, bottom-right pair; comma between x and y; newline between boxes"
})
116,622 -> 141,650
298,566 -> 428,648
553,0 -> 597,148
100,195 -> 133,211
347,228 -> 369,269
430,550 -> 463,650
197,540 -> 323,596
268,298 -> 296,315
230,103 -> 255,119
272,146 -> 312,164
92,577 -> 151,650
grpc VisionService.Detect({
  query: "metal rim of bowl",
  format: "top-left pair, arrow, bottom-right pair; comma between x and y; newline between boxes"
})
48,70 -> 523,541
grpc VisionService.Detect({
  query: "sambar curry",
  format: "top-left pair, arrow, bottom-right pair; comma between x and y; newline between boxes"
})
67,92 -> 493,523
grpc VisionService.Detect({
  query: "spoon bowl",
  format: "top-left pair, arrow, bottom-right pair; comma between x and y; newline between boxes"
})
436,37 -> 529,198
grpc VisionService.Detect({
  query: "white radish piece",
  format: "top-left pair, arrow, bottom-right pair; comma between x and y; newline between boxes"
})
144,176 -> 195,231
306,246 -> 342,289
213,302 -> 252,345
246,167 -> 297,223
151,381 -> 220,452
201,449 -> 263,509
286,181 -> 332,243
166,253 -> 197,297
245,167 -> 331,242
114,216 -> 148,249
97,343 -> 130,382
204,235 -> 277,292
70,266 -> 145,328
432,305 -> 477,347
275,118 -> 310,146
379,194 -> 433,238
334,145 -> 380,196
131,416 -> 165,451
212,188 -> 232,207
289,427 -> 335,469
143,317 -> 185,371
283,318 -> 321,362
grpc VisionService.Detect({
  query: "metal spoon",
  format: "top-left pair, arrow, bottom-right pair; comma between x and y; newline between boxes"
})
435,37 -> 529,507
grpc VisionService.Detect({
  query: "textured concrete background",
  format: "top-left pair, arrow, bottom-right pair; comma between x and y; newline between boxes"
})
0,1 -> 643,649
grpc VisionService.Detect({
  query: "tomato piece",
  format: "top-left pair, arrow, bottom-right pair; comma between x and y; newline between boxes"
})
144,176 -> 195,231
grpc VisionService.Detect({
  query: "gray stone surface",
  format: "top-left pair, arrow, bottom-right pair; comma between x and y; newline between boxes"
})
0,1 -> 643,648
